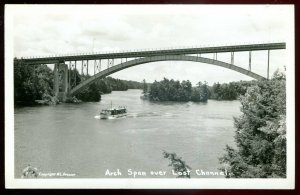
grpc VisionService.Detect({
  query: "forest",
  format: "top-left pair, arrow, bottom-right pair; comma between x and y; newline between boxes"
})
14,63 -> 143,105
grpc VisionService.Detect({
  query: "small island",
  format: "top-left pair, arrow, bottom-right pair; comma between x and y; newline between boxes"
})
142,78 -> 209,102
141,77 -> 257,102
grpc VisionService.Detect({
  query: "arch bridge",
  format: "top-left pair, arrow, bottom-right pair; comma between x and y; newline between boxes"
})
14,42 -> 286,102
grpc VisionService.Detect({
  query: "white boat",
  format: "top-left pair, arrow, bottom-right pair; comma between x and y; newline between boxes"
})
100,102 -> 127,119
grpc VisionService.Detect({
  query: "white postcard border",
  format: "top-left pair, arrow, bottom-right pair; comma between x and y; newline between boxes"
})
5,4 -> 295,189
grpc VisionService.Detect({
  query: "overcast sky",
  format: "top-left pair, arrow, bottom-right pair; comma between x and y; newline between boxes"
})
10,5 -> 293,85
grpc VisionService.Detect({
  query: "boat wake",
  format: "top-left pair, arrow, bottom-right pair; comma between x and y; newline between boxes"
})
95,112 -> 175,120
127,112 -> 174,118
94,115 -> 126,120
94,115 -> 101,119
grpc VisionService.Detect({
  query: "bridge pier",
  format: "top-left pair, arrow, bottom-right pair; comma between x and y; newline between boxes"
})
53,63 -> 69,102
53,63 -> 59,97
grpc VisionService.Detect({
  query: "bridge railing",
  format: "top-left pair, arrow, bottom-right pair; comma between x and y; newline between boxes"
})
17,41 -> 285,60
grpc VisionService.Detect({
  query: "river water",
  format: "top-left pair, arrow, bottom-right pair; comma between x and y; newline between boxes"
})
14,89 -> 241,178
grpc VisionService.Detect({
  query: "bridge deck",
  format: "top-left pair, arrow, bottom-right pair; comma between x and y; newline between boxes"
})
15,42 -> 286,65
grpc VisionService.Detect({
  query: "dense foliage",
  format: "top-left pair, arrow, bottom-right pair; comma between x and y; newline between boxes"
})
147,78 -> 209,102
14,63 -> 54,105
119,78 -> 144,89
219,71 -> 286,178
144,78 -> 256,102
75,76 -> 143,101
75,83 -> 102,102
209,81 -> 256,100
14,63 -> 143,105
191,82 -> 209,102
104,77 -> 128,91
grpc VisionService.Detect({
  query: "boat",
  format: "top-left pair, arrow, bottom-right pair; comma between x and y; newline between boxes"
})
100,102 -> 127,119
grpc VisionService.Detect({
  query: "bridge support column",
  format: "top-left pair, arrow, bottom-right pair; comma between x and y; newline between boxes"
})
53,63 -> 69,102
249,51 -> 252,71
231,52 -> 234,64
267,50 -> 270,79
68,62 -> 71,92
94,60 -> 96,75
62,63 -> 69,102
81,61 -> 84,75
53,63 -> 59,97
87,60 -> 89,75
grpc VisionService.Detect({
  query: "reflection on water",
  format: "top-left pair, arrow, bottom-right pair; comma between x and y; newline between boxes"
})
15,89 -> 241,178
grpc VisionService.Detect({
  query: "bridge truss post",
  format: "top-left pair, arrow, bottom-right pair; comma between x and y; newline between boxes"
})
68,62 -> 71,92
81,61 -> 84,75
249,51 -> 252,71
94,60 -> 96,75
267,50 -> 270,79
87,60 -> 89,76
213,53 -> 218,60
75,61 -> 77,86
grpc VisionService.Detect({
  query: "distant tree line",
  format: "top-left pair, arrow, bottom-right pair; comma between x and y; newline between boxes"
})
73,74 -> 143,102
14,63 -> 143,105
143,78 -> 257,102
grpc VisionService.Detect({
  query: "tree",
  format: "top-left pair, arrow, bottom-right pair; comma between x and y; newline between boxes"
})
69,69 -> 82,88
163,151 -> 192,178
14,63 -> 54,104
142,79 -> 147,94
76,83 -> 101,102
219,72 -> 286,178
211,82 -> 221,100
191,87 -> 201,102
147,78 -> 210,102
199,81 -> 209,102
209,81 -> 255,101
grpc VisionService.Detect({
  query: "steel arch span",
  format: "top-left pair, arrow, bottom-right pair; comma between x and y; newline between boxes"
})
69,55 -> 265,96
